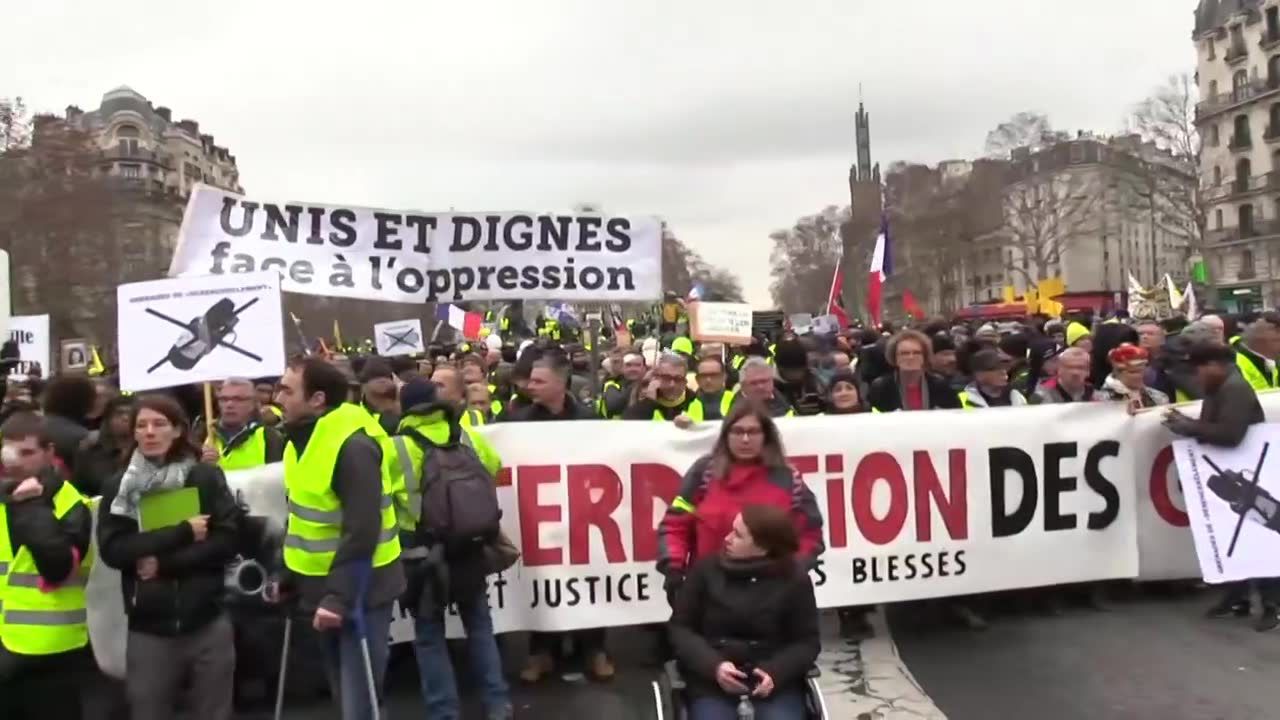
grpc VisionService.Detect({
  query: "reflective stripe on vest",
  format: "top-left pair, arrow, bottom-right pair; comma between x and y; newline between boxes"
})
1236,352 -> 1278,391
958,391 -> 975,409
686,389 -> 735,423
0,481 -> 93,655
1175,388 -> 1193,403
214,425 -> 268,471
283,404 -> 401,577
390,428 -> 474,529
460,409 -> 486,428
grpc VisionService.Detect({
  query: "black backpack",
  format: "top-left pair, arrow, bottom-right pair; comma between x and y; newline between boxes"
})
399,422 -> 502,548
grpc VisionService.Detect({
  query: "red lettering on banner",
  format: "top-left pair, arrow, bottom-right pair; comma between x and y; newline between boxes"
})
496,467 -> 512,487
853,452 -> 909,545
630,463 -> 681,562
914,449 -> 969,541
518,466 -> 562,566
566,465 -> 626,565
824,454 -> 847,549
1149,446 -> 1188,527
788,454 -> 819,476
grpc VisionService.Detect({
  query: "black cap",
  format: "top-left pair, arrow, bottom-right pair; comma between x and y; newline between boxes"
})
931,333 -> 956,354
1187,342 -> 1235,367
400,378 -> 438,413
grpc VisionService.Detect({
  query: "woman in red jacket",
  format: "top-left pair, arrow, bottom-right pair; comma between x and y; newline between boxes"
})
657,401 -> 824,598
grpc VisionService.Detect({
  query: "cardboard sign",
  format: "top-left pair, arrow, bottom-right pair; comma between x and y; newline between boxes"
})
8,314 -> 49,377
117,271 -> 286,392
690,302 -> 753,344
61,338 -> 90,372
374,318 -> 425,357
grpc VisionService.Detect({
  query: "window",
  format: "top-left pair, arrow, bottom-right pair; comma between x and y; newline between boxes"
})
1242,249 -> 1256,278
1234,70 -> 1250,99
1069,143 -> 1084,163
1209,37 -> 1217,59
1271,55 -> 1280,85
1234,113 -> 1253,145
1240,203 -> 1257,236
1217,208 -> 1225,229
1210,123 -> 1221,147
1214,165 -> 1223,185
1237,157 -> 1253,190
119,164 -> 141,179
1210,79 -> 1219,99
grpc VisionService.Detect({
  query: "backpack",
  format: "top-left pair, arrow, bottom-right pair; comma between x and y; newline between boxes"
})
400,422 -> 502,548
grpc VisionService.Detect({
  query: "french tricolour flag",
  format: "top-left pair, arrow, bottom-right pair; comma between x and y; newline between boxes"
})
436,304 -> 483,340
867,214 -> 892,326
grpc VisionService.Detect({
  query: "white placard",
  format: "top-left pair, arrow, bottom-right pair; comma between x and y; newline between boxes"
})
690,301 -> 753,344
789,312 -> 813,335
117,271 -> 286,392
169,184 -> 663,304
1173,423 -> 1280,584
374,318 -> 425,357
8,314 -> 49,377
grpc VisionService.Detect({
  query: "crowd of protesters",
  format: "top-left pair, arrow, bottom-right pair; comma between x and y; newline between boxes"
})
0,302 -> 1274,720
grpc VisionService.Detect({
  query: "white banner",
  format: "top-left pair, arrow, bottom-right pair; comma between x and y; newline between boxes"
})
169,184 -> 664,304
116,271 -> 286,392
690,302 -> 753,344
1173,423 -> 1280,584
373,318 -> 425,357
8,314 -> 49,377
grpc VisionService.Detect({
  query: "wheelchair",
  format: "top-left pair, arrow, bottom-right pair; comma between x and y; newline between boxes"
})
651,660 -> 829,720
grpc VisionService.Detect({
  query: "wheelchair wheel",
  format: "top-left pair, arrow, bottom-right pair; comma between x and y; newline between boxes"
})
804,675 -> 829,719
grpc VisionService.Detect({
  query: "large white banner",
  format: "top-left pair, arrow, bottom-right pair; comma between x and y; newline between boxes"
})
1173,424 -> 1280,584
116,271 -> 286,392
8,314 -> 49,377
169,184 -> 663,304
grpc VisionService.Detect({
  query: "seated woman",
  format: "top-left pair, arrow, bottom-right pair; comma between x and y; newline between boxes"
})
669,504 -> 820,720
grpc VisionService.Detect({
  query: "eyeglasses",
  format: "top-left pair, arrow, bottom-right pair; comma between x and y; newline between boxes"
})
729,427 -> 764,439
656,374 -> 685,383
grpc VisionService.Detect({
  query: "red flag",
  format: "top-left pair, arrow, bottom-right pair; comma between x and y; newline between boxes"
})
827,254 -> 850,329
902,289 -> 924,319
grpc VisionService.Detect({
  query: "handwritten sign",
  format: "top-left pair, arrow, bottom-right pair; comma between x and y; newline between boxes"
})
691,302 -> 753,344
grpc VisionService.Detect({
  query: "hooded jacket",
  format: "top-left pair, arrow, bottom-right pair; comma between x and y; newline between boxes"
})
959,383 -> 1028,408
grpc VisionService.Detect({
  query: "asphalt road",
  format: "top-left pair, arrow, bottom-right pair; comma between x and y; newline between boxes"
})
891,585 -> 1280,720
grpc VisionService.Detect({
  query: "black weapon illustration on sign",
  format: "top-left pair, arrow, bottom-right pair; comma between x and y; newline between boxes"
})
1203,442 -> 1276,557
146,297 -> 262,374
381,325 -> 421,352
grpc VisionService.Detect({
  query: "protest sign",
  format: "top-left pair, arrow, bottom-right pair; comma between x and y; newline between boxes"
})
1172,423 -> 1280,584
60,338 -> 90,373
811,313 -> 840,336
0,249 -> 11,342
116,271 -> 286,392
789,312 -> 813,335
8,314 -> 49,377
169,184 -> 663,304
690,301 -> 753,344
374,318 -> 425,357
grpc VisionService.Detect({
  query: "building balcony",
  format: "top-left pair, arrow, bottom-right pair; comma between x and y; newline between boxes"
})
1226,44 -> 1250,64
97,148 -> 173,169
1208,219 -> 1280,244
1230,133 -> 1255,151
1197,77 -> 1280,120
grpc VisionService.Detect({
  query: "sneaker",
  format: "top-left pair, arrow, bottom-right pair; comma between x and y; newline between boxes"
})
1255,607 -> 1280,632
588,651 -> 616,681
518,652 -> 554,684
1205,600 -> 1250,619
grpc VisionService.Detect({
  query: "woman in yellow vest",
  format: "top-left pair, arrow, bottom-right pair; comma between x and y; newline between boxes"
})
0,412 -> 94,720
97,394 -> 241,720
275,357 -> 404,720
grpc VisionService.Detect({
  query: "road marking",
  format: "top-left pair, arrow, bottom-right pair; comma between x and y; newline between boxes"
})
817,607 -> 946,719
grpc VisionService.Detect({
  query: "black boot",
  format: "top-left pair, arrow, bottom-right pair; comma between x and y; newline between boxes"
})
1205,598 -> 1250,619
1255,606 -> 1280,632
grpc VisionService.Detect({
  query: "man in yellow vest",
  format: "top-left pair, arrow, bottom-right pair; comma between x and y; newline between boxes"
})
623,352 -> 695,420
200,377 -> 285,471
0,412 -> 93,720
358,359 -> 401,436
430,364 -> 488,428
254,377 -> 285,426
683,355 -> 735,423
1233,313 -> 1280,392
275,358 -> 404,720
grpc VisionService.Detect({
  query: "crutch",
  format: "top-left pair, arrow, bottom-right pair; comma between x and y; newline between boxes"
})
352,561 -> 381,720
273,613 -> 293,720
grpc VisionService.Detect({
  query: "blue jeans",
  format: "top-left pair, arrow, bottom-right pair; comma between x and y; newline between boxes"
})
318,602 -> 394,720
412,590 -> 510,720
688,689 -> 807,720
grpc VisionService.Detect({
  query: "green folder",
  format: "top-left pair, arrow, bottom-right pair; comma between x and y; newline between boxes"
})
138,487 -> 202,532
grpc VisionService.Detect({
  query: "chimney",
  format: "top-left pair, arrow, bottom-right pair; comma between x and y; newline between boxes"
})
178,119 -> 199,135
155,106 -> 171,122
64,105 -> 83,120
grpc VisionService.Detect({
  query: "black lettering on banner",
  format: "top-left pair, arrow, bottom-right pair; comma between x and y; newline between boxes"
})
496,266 -> 519,290
369,256 -> 387,290
374,212 -> 403,250
262,204 -> 303,243
1043,442 -> 1078,531
576,217 -> 603,251
810,558 -> 827,587
451,217 -> 483,252
903,553 -> 917,580
1085,441 -> 1121,529
528,573 -> 653,608
220,197 -> 257,236
504,215 -> 534,251
330,254 -> 355,287
538,215 -> 573,252
306,206 -> 327,245
483,215 -> 502,251
849,551 -> 967,584
397,267 -> 425,293
989,447 -> 1038,537
404,214 -> 438,254
953,550 -> 967,575
261,257 -> 286,273
329,209 -> 358,247
563,258 -> 577,290
605,217 -> 631,252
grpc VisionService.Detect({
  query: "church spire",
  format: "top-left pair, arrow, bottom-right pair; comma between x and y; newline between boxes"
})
855,93 -> 873,183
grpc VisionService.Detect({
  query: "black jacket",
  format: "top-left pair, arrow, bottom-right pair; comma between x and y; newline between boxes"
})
496,393 -> 596,422
97,461 -> 241,637
623,392 -> 696,421
669,554 -> 820,701
280,415 -> 406,617
45,414 -> 89,475
867,372 -> 962,412
1171,372 -> 1265,448
71,432 -> 129,497
3,467 -> 92,588
775,374 -> 825,417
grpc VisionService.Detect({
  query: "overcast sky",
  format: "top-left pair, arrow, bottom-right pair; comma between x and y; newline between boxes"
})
3,0 -> 1196,305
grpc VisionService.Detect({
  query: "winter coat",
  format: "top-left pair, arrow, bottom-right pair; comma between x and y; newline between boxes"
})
3,466 -> 92,595
867,372 -> 963,412
669,554 -> 820,701
71,432 -> 129,498
657,455 -> 824,580
97,461 -> 241,637
1029,378 -> 1096,404
496,393 -> 597,422
774,374 -> 825,417
1169,371 -> 1265,448
1096,376 -> 1170,407
959,383 -> 1028,409
44,414 -> 89,475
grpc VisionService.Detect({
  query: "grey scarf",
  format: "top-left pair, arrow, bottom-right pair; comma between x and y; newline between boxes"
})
897,372 -> 931,411
109,449 -> 196,522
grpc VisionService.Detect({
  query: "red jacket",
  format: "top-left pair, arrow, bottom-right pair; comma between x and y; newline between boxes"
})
657,455 -> 824,578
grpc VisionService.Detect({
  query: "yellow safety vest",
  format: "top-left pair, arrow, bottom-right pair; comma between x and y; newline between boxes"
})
283,404 -> 401,576
1236,352 -> 1278,391
460,408 -> 486,428
958,391 -> 977,409
213,424 -> 269,472
1175,388 -> 1194,403
0,482 -> 93,655
685,389 -> 737,422
486,384 -> 504,417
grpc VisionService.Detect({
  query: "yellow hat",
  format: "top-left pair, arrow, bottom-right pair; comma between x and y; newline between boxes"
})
1066,321 -> 1091,347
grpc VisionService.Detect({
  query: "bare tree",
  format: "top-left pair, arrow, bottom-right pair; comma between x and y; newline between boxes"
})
769,206 -> 846,313
1001,170 -> 1101,285
1126,73 -> 1216,298
984,111 -> 1069,160
0,97 -> 30,153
